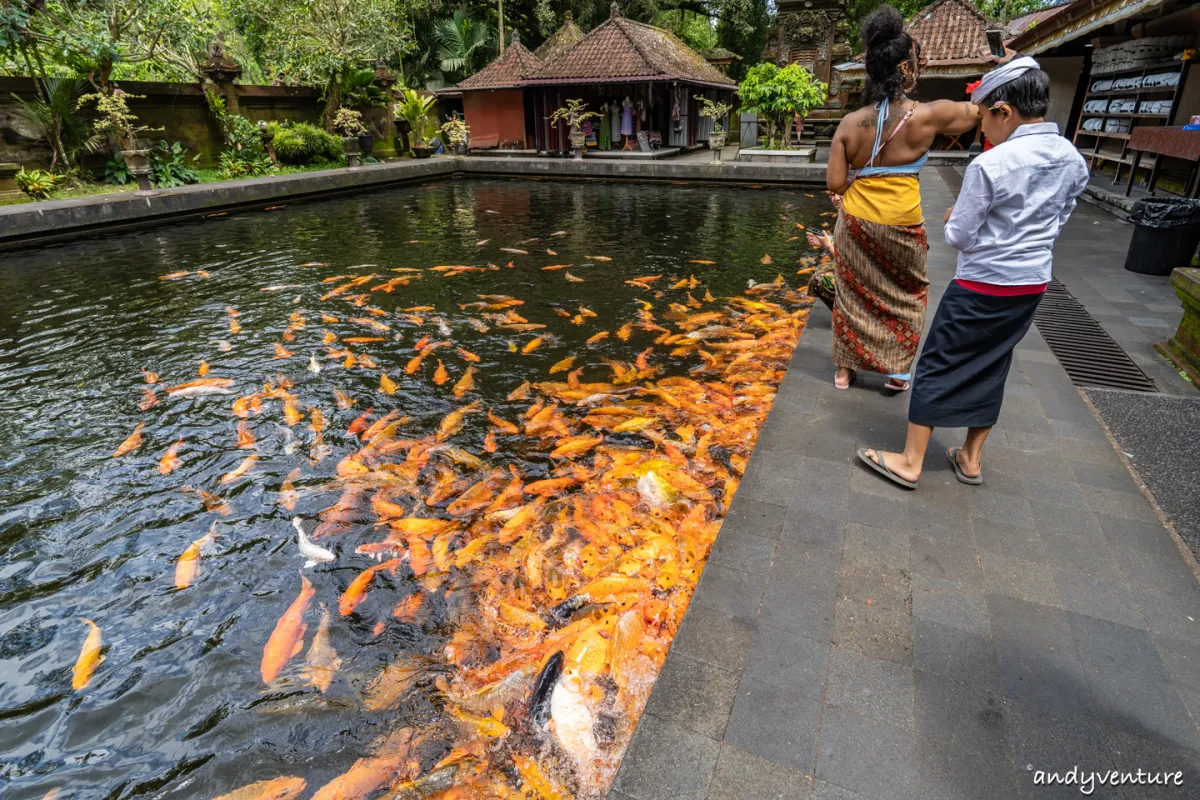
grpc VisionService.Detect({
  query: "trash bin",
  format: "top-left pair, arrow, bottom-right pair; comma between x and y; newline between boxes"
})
1124,197 -> 1200,276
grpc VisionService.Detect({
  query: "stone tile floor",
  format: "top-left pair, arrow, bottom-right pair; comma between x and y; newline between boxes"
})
610,167 -> 1200,799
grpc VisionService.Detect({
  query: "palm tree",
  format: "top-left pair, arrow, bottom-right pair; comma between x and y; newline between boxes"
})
433,6 -> 495,82
10,76 -> 104,170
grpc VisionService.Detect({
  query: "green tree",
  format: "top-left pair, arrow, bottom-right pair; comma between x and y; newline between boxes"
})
738,61 -> 826,149
715,0 -> 768,82
241,0 -> 417,129
434,5 -> 494,81
9,74 -> 103,167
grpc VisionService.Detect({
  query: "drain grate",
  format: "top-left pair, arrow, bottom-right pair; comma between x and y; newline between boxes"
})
1033,280 -> 1158,392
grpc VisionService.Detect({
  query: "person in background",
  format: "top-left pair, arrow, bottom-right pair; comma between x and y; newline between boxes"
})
857,57 -> 1089,489
825,5 -> 981,392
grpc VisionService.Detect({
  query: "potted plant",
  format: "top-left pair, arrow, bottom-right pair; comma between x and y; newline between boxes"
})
333,108 -> 366,166
78,89 -> 161,191
396,90 -> 437,158
694,96 -> 733,151
547,99 -> 602,159
441,116 -> 470,155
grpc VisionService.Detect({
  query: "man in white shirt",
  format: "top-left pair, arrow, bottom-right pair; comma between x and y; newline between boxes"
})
857,57 -> 1089,490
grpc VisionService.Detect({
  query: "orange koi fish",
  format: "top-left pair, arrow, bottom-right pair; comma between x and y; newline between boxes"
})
541,264 -> 572,271
436,401 -> 482,441
343,336 -> 385,344
347,407 -> 374,437
404,354 -> 425,375
166,377 -> 235,397
334,390 -> 354,409
550,435 -> 603,459
549,356 -> 575,374
483,430 -> 497,452
175,522 -> 219,589
393,593 -> 424,619
616,323 -> 633,341
159,271 -> 190,280
585,255 -> 612,262
586,331 -> 609,345
212,776 -> 307,800
339,558 -> 402,616
522,337 -> 544,354
142,368 -> 159,384
452,366 -> 476,399
507,381 -> 531,400
261,573 -> 315,682
220,454 -> 258,485
236,421 -> 256,449
488,410 -> 519,434
158,438 -> 184,475
72,618 -> 103,690
113,423 -> 144,458
761,254 -> 773,264
283,398 -> 303,427
197,360 -> 210,377
274,343 -> 293,359
456,347 -> 481,363
139,386 -> 159,410
380,374 -> 398,395
433,360 -> 450,385
689,259 -> 716,265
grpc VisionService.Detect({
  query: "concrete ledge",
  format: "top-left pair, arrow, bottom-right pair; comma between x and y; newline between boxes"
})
735,146 -> 817,164
0,158 -> 457,250
0,155 -> 827,250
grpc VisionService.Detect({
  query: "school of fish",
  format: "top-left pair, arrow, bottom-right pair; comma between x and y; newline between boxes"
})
90,231 -> 816,800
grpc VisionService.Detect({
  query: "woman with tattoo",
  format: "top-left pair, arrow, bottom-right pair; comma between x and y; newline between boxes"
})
824,5 -> 982,392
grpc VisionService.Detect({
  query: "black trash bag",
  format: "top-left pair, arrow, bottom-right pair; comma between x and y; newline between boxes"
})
1128,197 -> 1200,228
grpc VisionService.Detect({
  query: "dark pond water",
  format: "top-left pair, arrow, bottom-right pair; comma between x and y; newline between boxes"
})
0,179 -> 825,799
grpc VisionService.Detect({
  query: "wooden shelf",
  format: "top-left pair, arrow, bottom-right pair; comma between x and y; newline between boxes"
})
1090,59 -> 1186,78
1086,87 -> 1180,97
1087,152 -> 1138,166
1084,113 -> 1170,119
1077,131 -> 1131,139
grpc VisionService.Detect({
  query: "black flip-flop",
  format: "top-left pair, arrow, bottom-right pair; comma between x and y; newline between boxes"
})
857,448 -> 917,490
947,447 -> 983,485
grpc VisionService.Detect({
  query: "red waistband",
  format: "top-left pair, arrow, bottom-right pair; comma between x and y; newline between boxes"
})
955,279 -> 1048,296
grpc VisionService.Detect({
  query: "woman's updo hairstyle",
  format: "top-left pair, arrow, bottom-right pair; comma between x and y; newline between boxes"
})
861,5 -> 915,103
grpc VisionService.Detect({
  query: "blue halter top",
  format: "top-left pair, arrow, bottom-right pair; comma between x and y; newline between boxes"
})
854,97 -> 928,178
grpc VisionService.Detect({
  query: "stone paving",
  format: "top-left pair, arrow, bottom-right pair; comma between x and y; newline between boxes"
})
610,166 -> 1200,799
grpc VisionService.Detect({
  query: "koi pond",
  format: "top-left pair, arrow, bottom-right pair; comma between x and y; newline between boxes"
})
0,179 -> 824,799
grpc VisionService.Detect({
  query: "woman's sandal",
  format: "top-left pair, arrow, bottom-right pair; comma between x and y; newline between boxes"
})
835,369 -> 856,390
857,448 -> 918,490
883,378 -> 910,392
947,447 -> 983,485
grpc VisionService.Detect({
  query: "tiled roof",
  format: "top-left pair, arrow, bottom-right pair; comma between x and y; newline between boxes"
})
1006,5 -> 1068,39
526,15 -> 736,87
457,41 -> 542,90
907,0 -> 1009,65
703,46 -> 739,61
534,15 -> 585,62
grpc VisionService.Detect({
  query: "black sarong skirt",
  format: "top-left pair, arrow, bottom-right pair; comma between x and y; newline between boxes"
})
908,281 -> 1043,429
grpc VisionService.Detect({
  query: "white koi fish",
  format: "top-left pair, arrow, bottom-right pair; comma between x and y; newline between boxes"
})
292,517 -> 335,568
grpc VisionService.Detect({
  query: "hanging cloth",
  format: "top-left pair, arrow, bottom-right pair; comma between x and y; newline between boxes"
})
621,102 -> 634,136
599,109 -> 611,149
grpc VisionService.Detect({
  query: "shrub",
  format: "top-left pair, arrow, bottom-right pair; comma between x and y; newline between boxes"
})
271,122 -> 343,165
104,153 -> 131,185
151,140 -> 200,187
219,150 -> 275,179
15,168 -> 60,199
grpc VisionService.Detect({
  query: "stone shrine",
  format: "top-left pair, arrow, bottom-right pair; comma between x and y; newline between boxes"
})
764,0 -> 854,136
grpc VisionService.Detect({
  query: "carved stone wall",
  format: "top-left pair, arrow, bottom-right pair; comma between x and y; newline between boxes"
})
768,0 -> 851,113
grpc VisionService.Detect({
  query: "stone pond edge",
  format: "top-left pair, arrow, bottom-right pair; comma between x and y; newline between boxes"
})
0,156 -> 828,250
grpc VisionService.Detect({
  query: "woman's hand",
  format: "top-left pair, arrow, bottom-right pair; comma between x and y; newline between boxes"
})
807,230 -> 835,252
944,205 -> 955,223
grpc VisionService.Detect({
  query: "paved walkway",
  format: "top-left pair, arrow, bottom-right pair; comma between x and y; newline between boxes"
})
611,167 -> 1200,799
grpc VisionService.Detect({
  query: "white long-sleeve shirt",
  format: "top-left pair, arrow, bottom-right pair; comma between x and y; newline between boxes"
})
944,122 -> 1089,285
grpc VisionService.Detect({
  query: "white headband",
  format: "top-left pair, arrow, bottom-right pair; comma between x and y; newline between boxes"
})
971,56 -> 1040,104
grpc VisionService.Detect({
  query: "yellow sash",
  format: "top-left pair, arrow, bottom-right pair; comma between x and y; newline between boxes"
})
842,175 -> 924,227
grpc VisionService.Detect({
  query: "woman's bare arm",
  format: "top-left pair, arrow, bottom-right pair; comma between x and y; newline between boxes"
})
827,121 -> 851,194
924,100 -> 982,136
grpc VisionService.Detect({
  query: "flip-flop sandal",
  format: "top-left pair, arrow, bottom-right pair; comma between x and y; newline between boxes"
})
947,447 -> 983,485
883,379 -> 910,392
857,447 -> 917,490
835,369 -> 856,390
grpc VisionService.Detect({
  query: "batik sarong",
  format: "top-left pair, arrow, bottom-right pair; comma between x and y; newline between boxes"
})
831,210 -> 930,376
